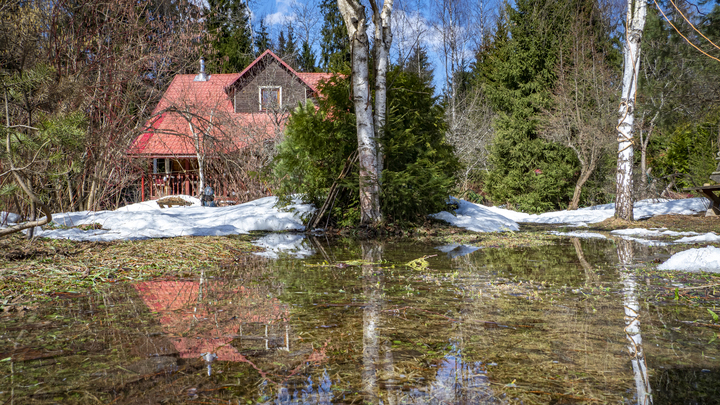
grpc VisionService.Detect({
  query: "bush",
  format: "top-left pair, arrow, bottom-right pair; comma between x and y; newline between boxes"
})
273,68 -> 459,226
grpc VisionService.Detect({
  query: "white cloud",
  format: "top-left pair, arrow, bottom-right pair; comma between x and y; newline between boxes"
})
266,11 -> 296,26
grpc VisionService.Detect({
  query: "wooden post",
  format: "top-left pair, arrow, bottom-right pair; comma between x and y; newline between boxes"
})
141,175 -> 145,202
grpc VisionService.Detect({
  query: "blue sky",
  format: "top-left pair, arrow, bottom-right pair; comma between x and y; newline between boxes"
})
247,0 -> 502,93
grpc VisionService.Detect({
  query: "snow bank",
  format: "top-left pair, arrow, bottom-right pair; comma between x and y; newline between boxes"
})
430,199 -> 519,232
615,236 -> 672,247
550,231 -> 607,239
675,232 -> 720,244
1,211 -> 21,225
657,246 -> 720,272
499,198 -> 710,225
610,228 -> 699,237
35,196 -> 313,242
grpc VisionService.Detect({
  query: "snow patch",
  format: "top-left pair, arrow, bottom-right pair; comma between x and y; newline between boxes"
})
35,196 -> 313,241
550,231 -> 607,239
484,198 -> 710,225
430,198 -> 519,232
675,233 -> 720,244
610,228 -> 699,237
658,246 -> 720,272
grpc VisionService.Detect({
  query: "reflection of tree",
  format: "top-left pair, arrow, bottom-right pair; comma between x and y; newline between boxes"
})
361,241 -> 387,404
571,238 -> 598,286
617,239 -> 653,405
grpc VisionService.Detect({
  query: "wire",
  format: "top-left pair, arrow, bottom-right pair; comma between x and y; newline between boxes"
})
668,0 -> 720,52
652,0 -> 720,63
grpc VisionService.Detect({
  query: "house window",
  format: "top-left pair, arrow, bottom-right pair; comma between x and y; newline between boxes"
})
259,86 -> 281,111
153,158 -> 170,174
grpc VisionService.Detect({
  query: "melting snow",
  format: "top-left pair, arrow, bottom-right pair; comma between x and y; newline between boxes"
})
28,196 -> 312,242
550,231 -> 607,239
658,246 -> 720,272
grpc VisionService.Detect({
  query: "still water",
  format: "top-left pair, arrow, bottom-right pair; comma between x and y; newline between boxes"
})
1,236 -> 719,404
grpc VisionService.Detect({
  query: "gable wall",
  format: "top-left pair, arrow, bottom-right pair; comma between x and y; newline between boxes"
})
234,60 -> 311,113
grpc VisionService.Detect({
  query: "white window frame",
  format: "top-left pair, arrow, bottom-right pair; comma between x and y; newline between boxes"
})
259,86 -> 282,111
152,158 -> 171,174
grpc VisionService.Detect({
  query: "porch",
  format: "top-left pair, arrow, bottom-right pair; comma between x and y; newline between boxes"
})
143,172 -> 236,203
141,157 -> 237,203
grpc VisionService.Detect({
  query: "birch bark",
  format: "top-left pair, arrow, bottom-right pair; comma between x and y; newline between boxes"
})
370,0 -> 394,177
338,0 -> 382,224
615,0 -> 647,220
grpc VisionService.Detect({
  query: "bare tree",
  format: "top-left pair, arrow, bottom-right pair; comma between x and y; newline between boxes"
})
615,0 -> 647,220
291,0 -> 321,48
445,88 -> 495,193
542,22 -> 618,210
431,0 -> 472,126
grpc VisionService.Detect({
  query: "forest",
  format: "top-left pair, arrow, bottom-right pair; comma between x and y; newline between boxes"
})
2,0 -> 720,228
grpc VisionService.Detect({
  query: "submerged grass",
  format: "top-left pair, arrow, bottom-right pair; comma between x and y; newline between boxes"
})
0,234 -> 258,303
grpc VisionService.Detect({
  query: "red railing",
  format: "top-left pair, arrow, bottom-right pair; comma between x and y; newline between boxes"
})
147,173 -> 235,202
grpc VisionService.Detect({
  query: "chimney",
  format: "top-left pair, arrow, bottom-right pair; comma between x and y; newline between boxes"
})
194,58 -> 209,82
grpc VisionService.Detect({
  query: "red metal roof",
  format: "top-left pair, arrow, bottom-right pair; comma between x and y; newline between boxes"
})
128,50 -> 333,157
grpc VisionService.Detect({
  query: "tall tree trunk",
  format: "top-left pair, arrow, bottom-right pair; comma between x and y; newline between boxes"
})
569,166 -> 593,210
615,0 -> 646,220
338,0 -> 381,225
371,0 -> 394,179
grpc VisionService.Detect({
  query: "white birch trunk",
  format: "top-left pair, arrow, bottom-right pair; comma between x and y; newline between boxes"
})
338,0 -> 382,224
189,120 -> 205,195
371,0 -> 394,178
617,240 -> 653,405
615,0 -> 647,220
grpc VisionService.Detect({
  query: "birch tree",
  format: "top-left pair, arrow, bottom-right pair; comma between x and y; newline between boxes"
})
337,0 -> 395,225
371,0 -> 394,177
615,0 -> 647,220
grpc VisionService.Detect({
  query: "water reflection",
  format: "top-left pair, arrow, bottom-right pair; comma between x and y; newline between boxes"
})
618,239 -> 653,405
134,275 -> 289,362
571,237 -> 598,286
5,238 -> 720,403
362,241 -> 386,404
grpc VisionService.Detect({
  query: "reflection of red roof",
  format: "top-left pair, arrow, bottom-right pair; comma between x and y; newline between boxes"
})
134,281 -> 287,362
128,50 -> 333,158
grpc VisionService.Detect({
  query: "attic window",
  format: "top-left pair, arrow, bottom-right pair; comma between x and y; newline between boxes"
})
259,86 -> 281,111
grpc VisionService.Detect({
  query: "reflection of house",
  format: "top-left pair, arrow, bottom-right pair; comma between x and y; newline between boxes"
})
134,280 -> 289,362
128,50 -> 332,201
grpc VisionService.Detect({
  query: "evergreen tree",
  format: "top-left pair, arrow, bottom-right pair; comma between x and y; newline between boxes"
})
476,0 -> 601,212
284,25 -> 299,68
403,44 -> 434,84
205,0 -> 254,73
255,17 -> 272,54
319,0 -> 350,71
298,40 -> 317,72
274,69 -> 458,225
276,29 -> 286,56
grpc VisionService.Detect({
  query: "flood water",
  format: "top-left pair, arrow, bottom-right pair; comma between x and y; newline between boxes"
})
1,236 -> 719,404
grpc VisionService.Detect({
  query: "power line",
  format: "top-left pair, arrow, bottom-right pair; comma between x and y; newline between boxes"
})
652,0 -> 720,63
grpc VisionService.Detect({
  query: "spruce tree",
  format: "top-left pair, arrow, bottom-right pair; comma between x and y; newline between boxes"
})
403,44 -> 433,84
205,0 -> 254,73
319,0 -> 350,71
255,18 -> 272,54
298,40 -> 317,72
276,30 -> 286,56
477,0 -> 591,212
284,26 -> 299,69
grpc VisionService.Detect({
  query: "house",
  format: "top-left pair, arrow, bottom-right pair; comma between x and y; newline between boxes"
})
128,50 -> 333,202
